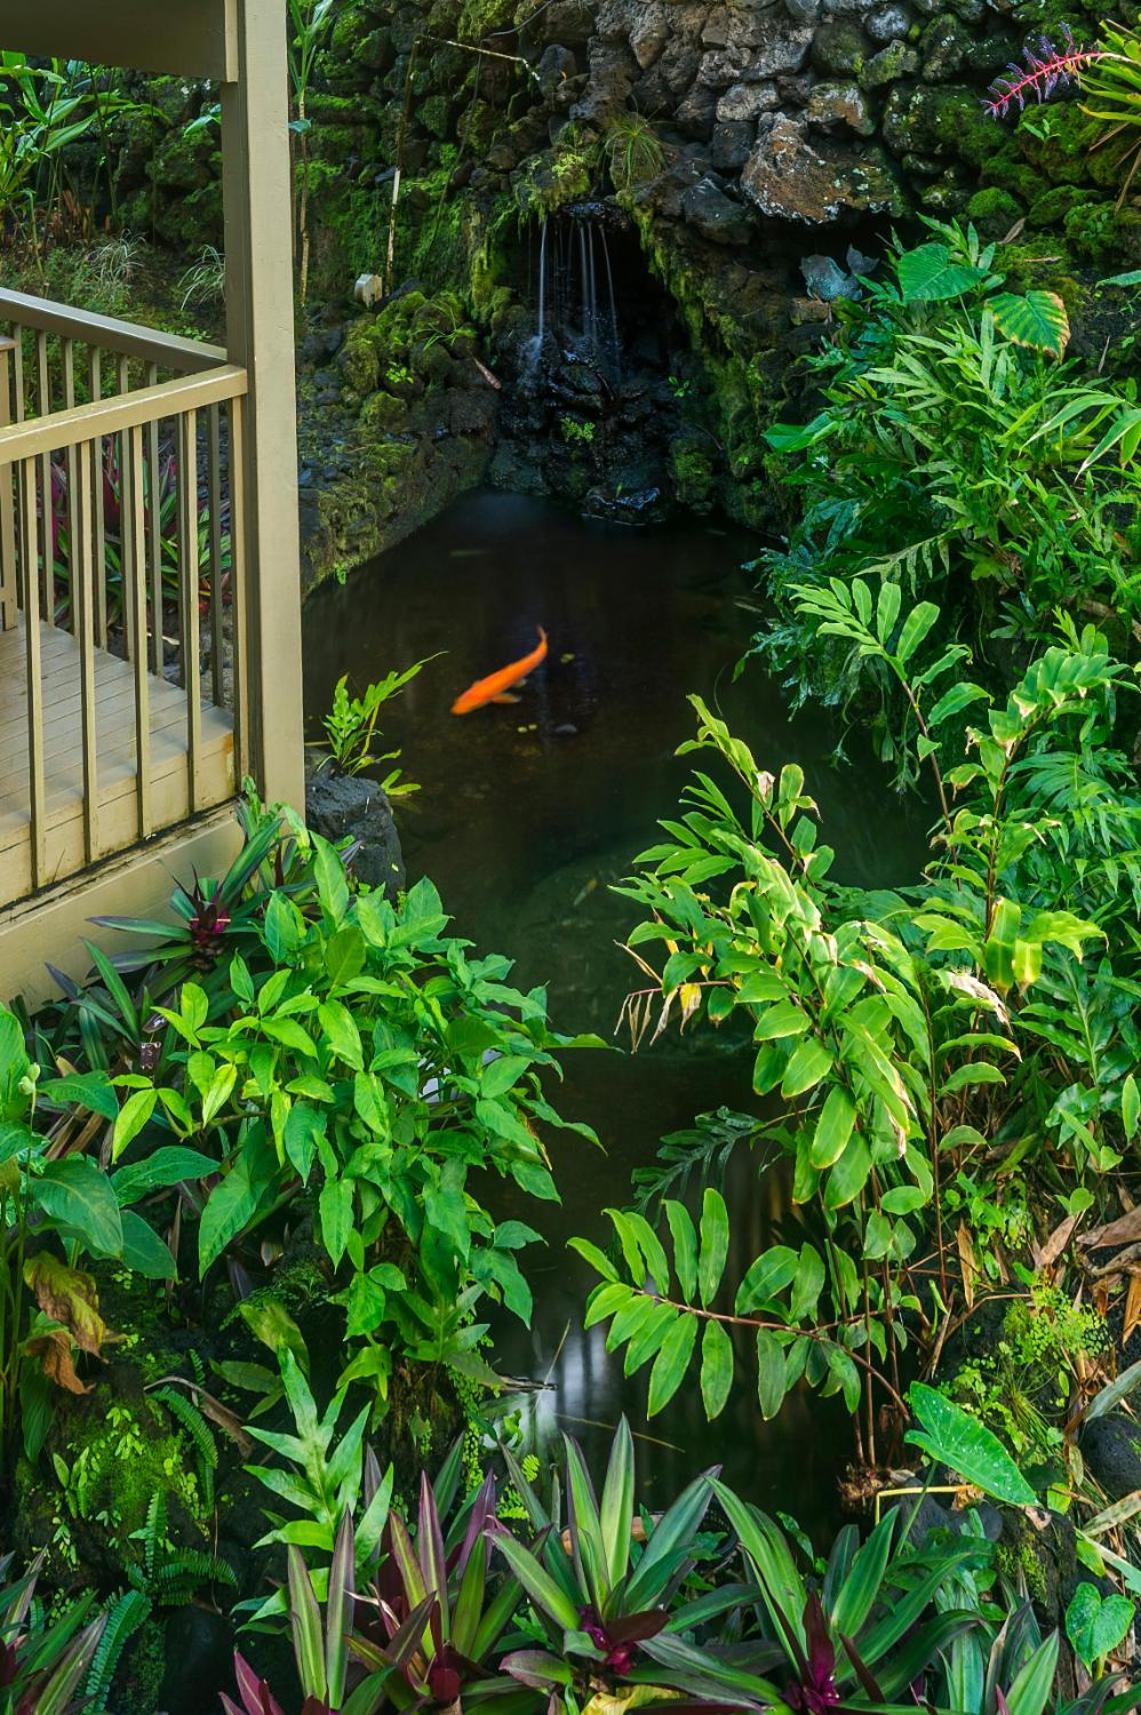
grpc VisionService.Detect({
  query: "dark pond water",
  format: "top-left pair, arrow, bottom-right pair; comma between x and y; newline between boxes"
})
303,490 -> 927,1533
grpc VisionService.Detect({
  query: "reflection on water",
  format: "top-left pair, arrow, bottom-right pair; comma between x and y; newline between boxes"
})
303,491 -> 927,1529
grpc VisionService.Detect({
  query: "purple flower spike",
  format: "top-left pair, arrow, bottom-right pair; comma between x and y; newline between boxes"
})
984,23 -> 1105,120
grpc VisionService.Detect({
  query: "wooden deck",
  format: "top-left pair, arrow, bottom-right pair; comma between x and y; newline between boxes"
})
0,618 -> 233,907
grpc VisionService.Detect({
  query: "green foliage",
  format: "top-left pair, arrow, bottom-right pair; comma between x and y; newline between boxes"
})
0,1551 -> 104,1715
241,1346 -> 393,1620
947,1287 -> 1111,1468
1081,23 -> 1141,207
84,1588 -> 150,1712
751,221 -> 1141,769
0,1013 -> 167,1466
603,113 -> 666,193
574,609 -> 1141,1448
489,1418 -> 777,1709
93,804 -> 598,1426
316,657 -> 436,786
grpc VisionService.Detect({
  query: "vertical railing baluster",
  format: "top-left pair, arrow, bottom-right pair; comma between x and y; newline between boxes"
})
228,397 -> 249,781
0,340 -> 18,631
207,404 -> 225,707
124,423 -> 151,840
35,332 -> 53,622
178,409 -> 202,811
89,347 -> 108,649
75,439 -> 98,864
145,362 -> 163,675
62,340 -> 78,640
19,459 -> 45,890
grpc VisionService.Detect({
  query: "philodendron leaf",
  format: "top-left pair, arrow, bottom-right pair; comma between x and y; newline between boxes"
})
905,1383 -> 1036,1506
896,243 -> 987,303
1065,1582 -> 1134,1669
991,290 -> 1070,357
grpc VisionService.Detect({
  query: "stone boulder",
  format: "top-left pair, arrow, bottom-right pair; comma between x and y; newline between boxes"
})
741,116 -> 905,221
305,771 -> 406,899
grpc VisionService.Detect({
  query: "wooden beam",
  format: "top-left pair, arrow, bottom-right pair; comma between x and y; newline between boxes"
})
0,0 -> 238,81
222,0 -> 305,810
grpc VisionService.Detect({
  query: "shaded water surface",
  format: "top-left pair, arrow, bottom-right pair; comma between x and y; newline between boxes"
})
303,491 -> 926,1529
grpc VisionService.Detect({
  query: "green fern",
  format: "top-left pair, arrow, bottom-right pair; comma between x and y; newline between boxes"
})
152,1386 -> 218,1509
151,1550 -> 236,1604
86,1589 -> 151,1711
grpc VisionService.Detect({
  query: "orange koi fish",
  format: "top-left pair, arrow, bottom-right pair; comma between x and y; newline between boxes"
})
451,626 -> 548,715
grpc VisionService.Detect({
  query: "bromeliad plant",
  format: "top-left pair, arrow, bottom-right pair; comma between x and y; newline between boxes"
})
487,1418 -> 777,1711
349,1467 -> 527,1712
574,609 -> 1141,1463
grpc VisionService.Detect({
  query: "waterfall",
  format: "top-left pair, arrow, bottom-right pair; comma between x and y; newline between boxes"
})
599,224 -> 621,381
527,208 -> 627,381
536,218 -> 548,347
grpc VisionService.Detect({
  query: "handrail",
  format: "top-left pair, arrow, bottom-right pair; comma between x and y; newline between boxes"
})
0,287 -> 228,374
0,365 -> 248,467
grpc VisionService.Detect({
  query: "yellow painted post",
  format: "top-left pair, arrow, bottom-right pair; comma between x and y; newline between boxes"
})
221,0 -> 305,810
0,340 -> 17,630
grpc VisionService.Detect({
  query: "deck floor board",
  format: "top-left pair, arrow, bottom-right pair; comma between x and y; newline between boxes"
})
0,617 -> 233,905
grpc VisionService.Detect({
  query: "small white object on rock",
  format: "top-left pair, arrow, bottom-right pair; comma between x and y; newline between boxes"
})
354,273 -> 385,310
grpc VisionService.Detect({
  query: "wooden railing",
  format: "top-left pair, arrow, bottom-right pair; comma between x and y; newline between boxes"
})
0,288 -> 250,904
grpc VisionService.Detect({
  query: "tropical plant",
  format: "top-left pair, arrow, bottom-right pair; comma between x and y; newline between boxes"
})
241,1347 -> 393,1620
224,1515 -> 389,1715
348,1465 -> 527,1712
750,222 -> 1140,765
83,805 -> 597,1429
1079,21 -> 1141,207
486,1418 -> 773,1709
287,0 -> 335,305
710,1481 -> 993,1712
0,1006 -> 174,1468
0,1552 -> 105,1715
315,659 -> 436,787
604,113 -> 666,192
573,608 -> 1141,1461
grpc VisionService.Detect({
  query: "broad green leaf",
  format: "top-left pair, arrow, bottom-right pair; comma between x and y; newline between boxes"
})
1065,1583 -> 1134,1669
896,243 -> 987,302
33,1159 -> 123,1258
736,1244 -> 799,1314
991,289 -> 1070,356
811,1085 -> 855,1170
1123,1074 -> 1140,1144
119,1212 -> 177,1280
111,1146 -> 217,1205
699,1319 -> 733,1419
896,601 -> 940,663
755,1329 -> 785,1420
112,1088 -> 157,1162
906,1382 -> 1036,1505
781,1036 -> 832,1099
697,1188 -> 728,1307
647,1313 -> 698,1416
666,1201 -> 698,1302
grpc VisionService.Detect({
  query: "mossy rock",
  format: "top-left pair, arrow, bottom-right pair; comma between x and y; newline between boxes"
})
964,186 -> 1023,237
1014,102 -> 1107,189
13,1379 -> 215,1589
360,390 -> 412,433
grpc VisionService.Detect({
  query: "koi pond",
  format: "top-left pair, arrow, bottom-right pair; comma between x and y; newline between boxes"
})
303,490 -> 927,1529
